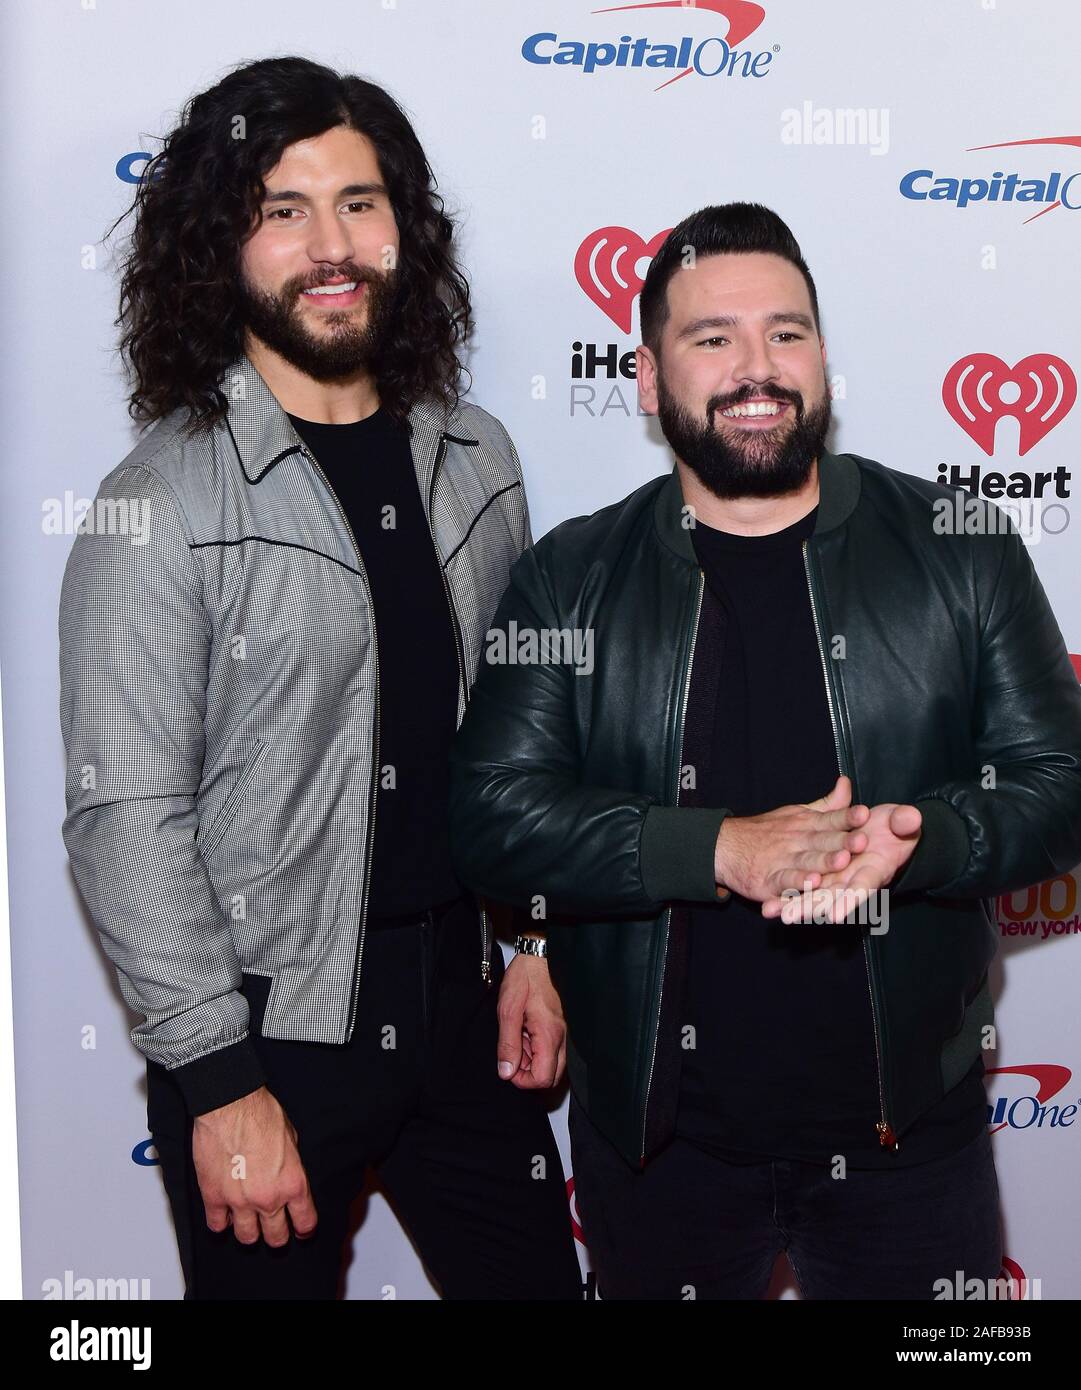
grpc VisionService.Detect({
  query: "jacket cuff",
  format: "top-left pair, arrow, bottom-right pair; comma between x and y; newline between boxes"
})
640,806 -> 732,903
890,797 -> 971,894
167,1035 -> 267,1117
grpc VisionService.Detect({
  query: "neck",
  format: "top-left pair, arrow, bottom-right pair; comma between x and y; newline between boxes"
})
675,456 -> 820,536
245,335 -> 380,424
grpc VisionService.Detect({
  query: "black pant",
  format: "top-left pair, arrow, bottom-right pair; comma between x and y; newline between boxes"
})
146,898 -> 582,1300
570,1093 -> 1002,1300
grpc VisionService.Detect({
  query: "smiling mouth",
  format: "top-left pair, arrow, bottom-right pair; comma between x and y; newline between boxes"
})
717,399 -> 793,427
721,400 -> 787,419
301,280 -> 366,305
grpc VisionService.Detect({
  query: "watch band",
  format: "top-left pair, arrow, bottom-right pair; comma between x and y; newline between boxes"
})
514,934 -> 548,958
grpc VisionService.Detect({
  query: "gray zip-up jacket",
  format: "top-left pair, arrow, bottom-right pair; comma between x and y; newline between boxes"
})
59,354 -> 531,1115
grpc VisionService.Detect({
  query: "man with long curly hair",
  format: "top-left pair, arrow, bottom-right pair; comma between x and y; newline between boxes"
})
58,56 -> 581,1301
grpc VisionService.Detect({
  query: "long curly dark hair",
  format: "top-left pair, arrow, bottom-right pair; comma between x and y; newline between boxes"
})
110,56 -> 473,434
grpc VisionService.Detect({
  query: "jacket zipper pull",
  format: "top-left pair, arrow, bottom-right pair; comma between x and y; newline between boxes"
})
481,959 -> 492,986
876,1120 -> 899,1149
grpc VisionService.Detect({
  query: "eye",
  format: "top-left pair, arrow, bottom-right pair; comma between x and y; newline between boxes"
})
772,332 -> 804,342
266,207 -> 299,221
344,201 -> 374,213
697,336 -> 729,347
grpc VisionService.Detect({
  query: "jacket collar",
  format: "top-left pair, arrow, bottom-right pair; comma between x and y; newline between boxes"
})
653,448 -> 861,563
217,354 -> 475,499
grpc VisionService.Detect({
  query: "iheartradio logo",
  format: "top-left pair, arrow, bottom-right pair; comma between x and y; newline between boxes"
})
943,353 -> 1076,455
566,1176 -> 586,1244
574,226 -> 671,332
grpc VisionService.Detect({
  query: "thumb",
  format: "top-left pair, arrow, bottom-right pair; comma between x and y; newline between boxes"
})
890,803 -> 923,839
497,1007 -> 523,1080
808,774 -> 852,812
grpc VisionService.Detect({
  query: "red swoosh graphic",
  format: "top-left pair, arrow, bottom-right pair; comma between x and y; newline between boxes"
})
592,0 -> 767,90
986,1064 -> 1072,1134
964,135 -> 1081,223
966,134 -> 1081,152
592,1 -> 766,47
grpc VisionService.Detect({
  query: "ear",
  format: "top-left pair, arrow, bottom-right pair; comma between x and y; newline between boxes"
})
637,344 -> 659,416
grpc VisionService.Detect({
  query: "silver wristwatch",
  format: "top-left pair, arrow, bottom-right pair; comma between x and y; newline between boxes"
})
514,935 -> 548,958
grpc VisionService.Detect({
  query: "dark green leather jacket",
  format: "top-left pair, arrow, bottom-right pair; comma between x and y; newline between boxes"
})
449,451 -> 1081,1168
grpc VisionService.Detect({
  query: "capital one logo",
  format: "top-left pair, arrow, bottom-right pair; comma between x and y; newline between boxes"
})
942,354 -> 1076,455
522,2 -> 773,92
986,1064 -> 1076,1135
900,135 -> 1081,224
575,226 -> 671,332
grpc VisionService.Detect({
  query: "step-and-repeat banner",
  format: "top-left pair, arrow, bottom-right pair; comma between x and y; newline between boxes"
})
2,0 -> 1078,1300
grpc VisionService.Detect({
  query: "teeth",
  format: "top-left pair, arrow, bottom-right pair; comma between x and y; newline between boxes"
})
722,401 -> 783,418
304,282 -> 358,296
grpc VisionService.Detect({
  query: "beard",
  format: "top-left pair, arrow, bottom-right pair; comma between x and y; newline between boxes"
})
237,262 -> 398,382
655,370 -> 832,500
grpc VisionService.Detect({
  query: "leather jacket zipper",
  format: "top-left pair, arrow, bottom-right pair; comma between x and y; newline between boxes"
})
298,443 -> 380,1040
801,540 -> 898,1150
424,436 -> 491,982
640,567 -> 705,1163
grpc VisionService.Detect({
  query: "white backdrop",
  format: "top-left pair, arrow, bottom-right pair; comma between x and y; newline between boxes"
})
2,0 -> 1078,1300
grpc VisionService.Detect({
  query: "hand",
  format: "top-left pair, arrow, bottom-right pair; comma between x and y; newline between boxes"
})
714,775 -> 871,903
496,950 -> 567,1089
761,801 -> 923,923
192,1086 -> 318,1247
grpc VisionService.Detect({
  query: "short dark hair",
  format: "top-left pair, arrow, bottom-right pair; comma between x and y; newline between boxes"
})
110,55 -> 472,433
639,203 -> 820,354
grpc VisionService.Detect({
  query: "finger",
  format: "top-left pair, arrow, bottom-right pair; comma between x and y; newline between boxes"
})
779,892 -> 814,924
203,1200 -> 230,1234
785,883 -> 872,924
497,1007 -> 524,1080
800,846 -> 852,874
890,804 -> 922,837
259,1205 -> 291,1249
554,1038 -> 568,1086
824,802 -> 870,830
231,1208 -> 261,1245
807,774 -> 851,812
814,867 -> 859,894
529,1030 -> 560,1088
772,869 -> 821,898
808,826 -> 867,859
288,1188 -> 319,1238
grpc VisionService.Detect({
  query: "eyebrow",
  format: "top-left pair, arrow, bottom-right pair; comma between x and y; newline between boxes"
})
262,182 -> 388,205
676,310 -> 817,338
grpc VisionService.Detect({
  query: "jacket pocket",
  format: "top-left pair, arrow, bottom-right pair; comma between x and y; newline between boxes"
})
197,739 -> 269,861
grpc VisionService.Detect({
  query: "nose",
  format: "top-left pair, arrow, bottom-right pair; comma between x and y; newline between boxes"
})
303,207 -> 356,271
729,335 -> 781,390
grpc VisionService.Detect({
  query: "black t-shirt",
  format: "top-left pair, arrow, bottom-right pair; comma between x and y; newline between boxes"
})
675,503 -> 987,1168
287,407 -> 461,917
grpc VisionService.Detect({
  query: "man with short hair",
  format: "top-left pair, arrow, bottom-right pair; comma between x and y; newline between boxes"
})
59,56 -> 580,1301
450,202 -> 1081,1299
